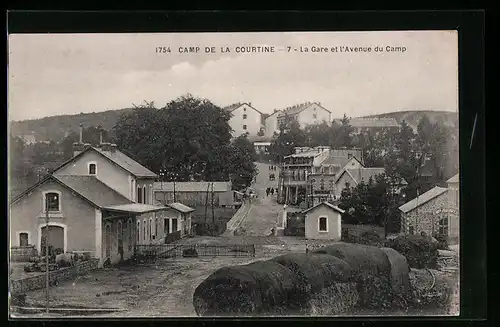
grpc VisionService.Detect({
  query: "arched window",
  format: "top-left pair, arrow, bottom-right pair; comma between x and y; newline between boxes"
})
136,221 -> 140,243
149,218 -> 153,241
320,179 -> 325,191
143,186 -> 147,204
117,221 -> 123,241
137,187 -> 142,203
143,219 -> 147,241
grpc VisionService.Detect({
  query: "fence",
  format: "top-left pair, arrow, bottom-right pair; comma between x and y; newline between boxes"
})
10,258 -> 100,295
10,246 -> 38,262
134,244 -> 256,263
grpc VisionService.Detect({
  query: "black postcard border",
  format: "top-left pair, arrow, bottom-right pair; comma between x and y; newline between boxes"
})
5,10 -> 487,325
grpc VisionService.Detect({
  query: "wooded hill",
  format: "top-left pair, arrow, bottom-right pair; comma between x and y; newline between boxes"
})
9,108 -> 458,143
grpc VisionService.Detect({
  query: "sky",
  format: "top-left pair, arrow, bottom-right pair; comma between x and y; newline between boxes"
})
8,31 -> 458,122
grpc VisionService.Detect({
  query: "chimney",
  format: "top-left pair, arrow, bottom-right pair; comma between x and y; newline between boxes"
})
100,142 -> 112,152
72,142 -> 85,157
79,123 -> 83,144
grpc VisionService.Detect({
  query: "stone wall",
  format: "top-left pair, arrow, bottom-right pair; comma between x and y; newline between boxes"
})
10,259 -> 100,295
402,192 -> 448,236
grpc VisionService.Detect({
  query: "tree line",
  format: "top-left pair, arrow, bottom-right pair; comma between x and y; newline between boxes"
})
9,95 -> 258,194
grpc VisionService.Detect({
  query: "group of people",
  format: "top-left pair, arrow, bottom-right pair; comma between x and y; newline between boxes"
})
266,187 -> 277,197
268,165 -> 278,171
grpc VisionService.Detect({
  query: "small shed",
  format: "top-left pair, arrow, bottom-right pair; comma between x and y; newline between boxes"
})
302,202 -> 345,241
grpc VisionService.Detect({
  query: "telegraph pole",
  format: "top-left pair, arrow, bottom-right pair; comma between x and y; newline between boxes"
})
45,198 -> 50,314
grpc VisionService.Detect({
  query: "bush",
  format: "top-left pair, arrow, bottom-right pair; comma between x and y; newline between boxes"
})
360,230 -> 382,243
284,214 -> 305,236
409,268 -> 454,310
313,243 -> 393,308
388,235 -> 439,269
432,233 -> 449,250
341,228 -> 385,247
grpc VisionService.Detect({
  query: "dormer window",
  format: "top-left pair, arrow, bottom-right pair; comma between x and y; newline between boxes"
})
88,163 -> 97,175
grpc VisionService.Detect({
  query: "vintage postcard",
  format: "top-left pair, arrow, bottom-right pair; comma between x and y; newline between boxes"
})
8,31 -> 459,318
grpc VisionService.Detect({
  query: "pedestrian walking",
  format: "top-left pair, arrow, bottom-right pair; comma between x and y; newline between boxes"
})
271,188 -> 275,195
266,188 -> 270,197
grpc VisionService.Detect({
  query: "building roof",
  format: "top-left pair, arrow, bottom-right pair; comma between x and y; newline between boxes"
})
52,146 -> 158,178
167,202 -> 195,213
10,174 -> 132,209
153,181 -> 232,192
302,201 -> 345,214
320,156 -> 351,168
222,102 -> 263,115
277,102 -> 331,116
332,118 -> 399,128
336,168 -> 386,185
398,186 -> 448,214
446,173 -> 459,183
102,203 -> 167,214
54,175 -> 132,207
94,147 -> 158,178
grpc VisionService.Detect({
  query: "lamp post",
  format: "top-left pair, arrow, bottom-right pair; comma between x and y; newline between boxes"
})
159,169 -> 165,189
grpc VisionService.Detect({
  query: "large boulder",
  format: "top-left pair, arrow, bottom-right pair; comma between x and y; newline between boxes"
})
193,260 -> 297,316
388,235 -> 439,269
380,247 -> 412,306
271,253 -> 358,314
313,243 -> 393,308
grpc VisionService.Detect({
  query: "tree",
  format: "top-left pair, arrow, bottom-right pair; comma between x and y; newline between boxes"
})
332,114 -> 354,148
338,174 -> 403,236
229,134 -> 258,190
269,115 -> 307,163
304,121 -> 334,147
112,94 -> 235,182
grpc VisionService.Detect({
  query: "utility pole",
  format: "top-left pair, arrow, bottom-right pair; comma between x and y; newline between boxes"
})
173,173 -> 177,203
44,197 -> 50,314
211,182 -> 215,226
204,182 -> 210,223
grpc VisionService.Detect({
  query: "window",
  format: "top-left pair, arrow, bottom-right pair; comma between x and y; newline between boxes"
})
172,218 -> 178,232
408,224 -> 414,235
128,219 -> 132,246
136,221 -> 140,242
243,125 -> 247,130
438,217 -> 449,236
143,219 -> 147,241
88,163 -> 96,175
137,187 -> 142,203
164,218 -> 170,234
143,186 -> 147,204
44,192 -> 60,212
19,232 -> 29,246
319,217 -> 328,232
149,218 -> 153,240
243,107 -> 247,111
345,182 -> 350,189
243,114 -> 247,119
320,179 -> 325,191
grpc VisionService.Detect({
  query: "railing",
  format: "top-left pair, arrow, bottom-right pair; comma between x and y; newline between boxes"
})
134,244 -> 256,261
165,230 -> 181,244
